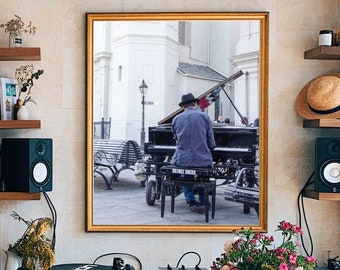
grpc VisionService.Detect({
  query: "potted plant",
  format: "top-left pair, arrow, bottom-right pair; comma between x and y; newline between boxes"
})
14,64 -> 44,120
0,15 -> 36,47
211,221 -> 316,270
6,211 -> 56,270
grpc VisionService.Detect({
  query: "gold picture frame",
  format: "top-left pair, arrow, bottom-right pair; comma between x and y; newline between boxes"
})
86,12 -> 268,232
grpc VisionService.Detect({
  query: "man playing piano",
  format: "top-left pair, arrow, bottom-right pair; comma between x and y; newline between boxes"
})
171,93 -> 216,213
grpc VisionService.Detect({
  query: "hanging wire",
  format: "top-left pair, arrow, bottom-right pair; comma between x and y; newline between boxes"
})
43,192 -> 57,250
297,171 -> 315,257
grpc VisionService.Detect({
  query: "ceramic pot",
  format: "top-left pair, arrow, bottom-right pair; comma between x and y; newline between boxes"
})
16,105 -> 29,120
3,250 -> 21,270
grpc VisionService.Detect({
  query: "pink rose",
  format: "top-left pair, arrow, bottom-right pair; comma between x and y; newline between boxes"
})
291,225 -> 303,234
280,221 -> 292,231
279,263 -> 288,270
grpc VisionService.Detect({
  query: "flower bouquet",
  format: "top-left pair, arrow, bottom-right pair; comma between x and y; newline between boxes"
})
13,64 -> 44,119
7,211 -> 55,270
211,221 -> 316,270
0,15 -> 36,35
0,15 -> 36,47
15,64 -> 44,106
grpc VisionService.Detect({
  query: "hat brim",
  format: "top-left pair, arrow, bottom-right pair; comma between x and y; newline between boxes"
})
296,73 -> 340,119
179,98 -> 200,107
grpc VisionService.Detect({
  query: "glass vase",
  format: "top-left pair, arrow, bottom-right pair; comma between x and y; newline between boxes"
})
9,31 -> 23,48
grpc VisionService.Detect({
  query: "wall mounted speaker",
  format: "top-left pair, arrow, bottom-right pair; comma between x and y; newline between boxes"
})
315,137 -> 340,192
1,138 -> 53,193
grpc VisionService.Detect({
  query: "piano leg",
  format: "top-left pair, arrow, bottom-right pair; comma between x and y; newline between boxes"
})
160,179 -> 166,217
211,184 -> 216,219
170,184 -> 176,213
204,186 -> 209,223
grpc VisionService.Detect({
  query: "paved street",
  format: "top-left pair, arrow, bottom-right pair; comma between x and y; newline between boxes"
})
93,168 -> 259,226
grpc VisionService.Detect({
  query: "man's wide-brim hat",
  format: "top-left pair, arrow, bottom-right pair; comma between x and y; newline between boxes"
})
179,93 -> 200,107
296,74 -> 340,119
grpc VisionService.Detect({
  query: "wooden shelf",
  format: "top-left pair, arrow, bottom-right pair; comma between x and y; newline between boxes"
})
303,189 -> 340,201
304,46 -> 340,60
303,119 -> 340,128
0,47 -> 41,61
0,192 -> 40,200
0,120 -> 40,129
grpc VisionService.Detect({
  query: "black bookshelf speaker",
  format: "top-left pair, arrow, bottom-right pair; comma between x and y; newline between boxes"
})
1,138 -> 53,192
315,137 -> 340,192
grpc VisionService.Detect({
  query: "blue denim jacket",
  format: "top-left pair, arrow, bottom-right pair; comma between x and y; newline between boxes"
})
170,107 -> 216,167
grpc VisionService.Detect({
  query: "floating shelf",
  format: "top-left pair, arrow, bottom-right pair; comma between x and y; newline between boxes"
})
303,119 -> 340,128
0,192 -> 40,200
0,120 -> 40,129
0,47 -> 41,61
303,189 -> 340,201
304,46 -> 340,60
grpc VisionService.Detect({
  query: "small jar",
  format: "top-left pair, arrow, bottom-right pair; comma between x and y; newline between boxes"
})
319,30 -> 333,46
9,30 -> 23,47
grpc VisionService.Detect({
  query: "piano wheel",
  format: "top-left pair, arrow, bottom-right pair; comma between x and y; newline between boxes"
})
146,180 -> 157,205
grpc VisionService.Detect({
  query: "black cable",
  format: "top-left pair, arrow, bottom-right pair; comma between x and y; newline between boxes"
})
175,251 -> 201,269
297,171 -> 315,257
43,192 -> 57,251
43,192 -> 57,250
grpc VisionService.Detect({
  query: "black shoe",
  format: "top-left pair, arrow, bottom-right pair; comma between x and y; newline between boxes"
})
188,201 -> 204,214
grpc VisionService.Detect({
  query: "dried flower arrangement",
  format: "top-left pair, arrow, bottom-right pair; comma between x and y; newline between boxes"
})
8,211 -> 55,270
0,15 -> 36,34
15,64 -> 44,106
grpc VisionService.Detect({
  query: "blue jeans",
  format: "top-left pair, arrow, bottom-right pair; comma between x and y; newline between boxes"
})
183,186 -> 205,205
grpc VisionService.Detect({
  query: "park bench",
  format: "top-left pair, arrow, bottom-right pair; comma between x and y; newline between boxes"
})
93,139 -> 144,189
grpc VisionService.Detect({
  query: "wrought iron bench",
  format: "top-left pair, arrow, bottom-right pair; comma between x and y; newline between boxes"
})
94,139 -> 143,189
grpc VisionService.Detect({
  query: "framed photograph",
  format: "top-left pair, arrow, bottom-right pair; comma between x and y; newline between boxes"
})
86,12 -> 269,233
0,77 -> 18,120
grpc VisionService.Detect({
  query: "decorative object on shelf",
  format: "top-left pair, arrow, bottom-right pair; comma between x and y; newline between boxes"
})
296,74 -> 340,119
0,77 -> 18,120
211,220 -> 316,270
0,15 -> 36,47
8,30 -> 23,47
3,250 -> 21,270
319,30 -> 333,46
14,64 -> 44,119
7,211 -> 55,270
16,104 -> 29,120
13,98 -> 22,120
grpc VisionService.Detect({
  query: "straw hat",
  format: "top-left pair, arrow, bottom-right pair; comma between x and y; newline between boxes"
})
296,74 -> 340,119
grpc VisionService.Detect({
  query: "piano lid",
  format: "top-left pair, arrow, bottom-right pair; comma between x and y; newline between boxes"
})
158,70 -> 244,125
